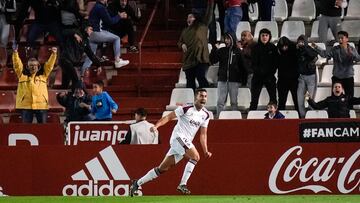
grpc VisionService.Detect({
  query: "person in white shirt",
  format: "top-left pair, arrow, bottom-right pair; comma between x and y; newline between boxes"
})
130,89 -> 212,196
120,107 -> 159,144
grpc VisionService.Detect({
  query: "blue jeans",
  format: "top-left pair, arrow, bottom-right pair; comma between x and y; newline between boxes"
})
224,6 -> 242,35
82,30 -> 121,75
21,109 -> 48,123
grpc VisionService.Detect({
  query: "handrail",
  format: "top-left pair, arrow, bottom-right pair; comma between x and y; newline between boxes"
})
138,0 -> 161,74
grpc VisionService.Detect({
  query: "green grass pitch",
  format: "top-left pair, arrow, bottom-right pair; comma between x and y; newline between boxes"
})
1,195 -> 360,203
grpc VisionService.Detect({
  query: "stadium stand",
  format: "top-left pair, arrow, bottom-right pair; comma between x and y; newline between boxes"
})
308,20 -> 335,42
166,88 -> 194,111
218,110 -> 242,119
248,3 -> 259,22
280,21 -> 305,42
288,0 -> 316,22
344,0 -> 360,20
305,110 -> 329,118
273,0 -> 288,22
236,21 -> 251,41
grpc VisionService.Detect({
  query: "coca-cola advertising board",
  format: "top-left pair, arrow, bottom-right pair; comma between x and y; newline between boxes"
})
0,143 -> 359,196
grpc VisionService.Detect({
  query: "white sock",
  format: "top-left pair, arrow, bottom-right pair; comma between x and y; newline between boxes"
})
180,159 -> 197,186
137,167 -> 161,186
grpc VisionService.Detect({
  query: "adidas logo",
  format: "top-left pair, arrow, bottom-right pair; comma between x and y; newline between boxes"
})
62,146 -> 142,196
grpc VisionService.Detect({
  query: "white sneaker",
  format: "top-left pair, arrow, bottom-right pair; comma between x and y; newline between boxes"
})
114,58 -> 130,68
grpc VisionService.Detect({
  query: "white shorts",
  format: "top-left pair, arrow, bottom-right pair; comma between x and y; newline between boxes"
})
166,136 -> 194,164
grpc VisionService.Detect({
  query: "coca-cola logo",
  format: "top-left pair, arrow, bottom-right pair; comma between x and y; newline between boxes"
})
269,146 -> 360,194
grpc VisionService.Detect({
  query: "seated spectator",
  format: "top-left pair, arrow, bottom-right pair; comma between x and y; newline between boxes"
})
57,81 -> 93,124
82,0 -> 129,75
13,46 -> 57,123
120,107 -> 159,144
264,101 -> 285,119
306,82 -> 360,118
107,0 -> 141,52
82,80 -> 118,121
312,31 -> 360,98
238,30 -> 256,88
210,32 -> 246,117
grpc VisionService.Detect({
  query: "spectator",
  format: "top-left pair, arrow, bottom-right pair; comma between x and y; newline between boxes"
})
13,46 -> 57,123
0,0 -> 11,69
318,0 -> 348,43
210,32 -> 246,117
276,36 -> 299,110
56,81 -> 93,123
82,0 -> 129,75
307,82 -> 360,118
296,35 -> 318,118
15,0 -> 64,54
178,0 -> 214,91
258,0 -> 274,21
60,1 -> 103,89
84,80 -> 118,121
192,0 -> 217,45
120,107 -> 159,144
249,28 -> 278,110
239,30 -> 256,89
107,0 -> 141,53
264,101 -> 285,119
224,0 -> 242,36
312,31 -> 360,98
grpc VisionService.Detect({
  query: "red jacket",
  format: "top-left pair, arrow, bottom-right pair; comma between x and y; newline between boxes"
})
226,0 -> 243,7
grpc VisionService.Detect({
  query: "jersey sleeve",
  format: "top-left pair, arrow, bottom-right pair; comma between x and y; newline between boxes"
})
201,117 -> 210,128
174,106 -> 185,118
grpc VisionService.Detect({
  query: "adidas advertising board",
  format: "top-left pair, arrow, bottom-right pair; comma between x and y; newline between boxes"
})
63,146 -> 142,196
67,122 -> 132,145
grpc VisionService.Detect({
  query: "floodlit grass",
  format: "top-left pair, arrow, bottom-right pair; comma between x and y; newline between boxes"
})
1,195 -> 360,203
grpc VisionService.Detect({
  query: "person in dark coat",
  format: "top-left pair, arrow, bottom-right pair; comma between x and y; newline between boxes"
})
307,82 -> 360,118
276,36 -> 299,110
210,32 -> 246,117
249,28 -> 279,110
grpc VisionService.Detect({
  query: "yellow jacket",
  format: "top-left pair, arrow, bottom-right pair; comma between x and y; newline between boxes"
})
13,51 -> 57,110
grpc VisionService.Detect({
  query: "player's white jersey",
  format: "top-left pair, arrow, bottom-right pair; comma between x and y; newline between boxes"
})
170,105 -> 210,144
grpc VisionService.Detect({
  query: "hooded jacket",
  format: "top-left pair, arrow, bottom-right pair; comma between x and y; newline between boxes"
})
277,36 -> 299,80
209,32 -> 247,84
296,35 -> 318,75
251,29 -> 279,76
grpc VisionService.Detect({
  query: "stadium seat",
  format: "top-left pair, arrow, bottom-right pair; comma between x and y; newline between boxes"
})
175,69 -> 187,88
305,110 -> 328,118
354,87 -> 360,109
216,21 -> 221,42
308,42 -> 327,65
254,21 -> 279,42
204,88 -> 218,111
353,65 -> 360,86
314,87 -> 332,102
288,0 -> 316,22
344,0 -> 360,20
237,88 -> 251,110
86,1 -> 96,17
280,110 -> 299,119
341,20 -> 360,42
0,68 -> 18,90
48,90 -> 66,112
166,88 -> 194,110
0,91 -> 16,113
236,22 -> 251,41
319,65 -> 333,87
247,110 -> 267,119
218,111 -> 242,119
248,3 -> 259,22
257,88 -> 271,109
309,20 -> 335,42
280,21 -> 305,42
207,65 -> 219,85
274,0 -> 288,22
285,92 -> 295,108
350,110 -> 357,118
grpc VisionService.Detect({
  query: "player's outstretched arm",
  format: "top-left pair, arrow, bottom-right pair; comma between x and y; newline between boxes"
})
150,111 -> 177,132
199,127 -> 212,158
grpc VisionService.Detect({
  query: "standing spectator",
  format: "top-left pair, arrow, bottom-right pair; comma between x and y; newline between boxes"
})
56,81 -> 93,123
13,46 -> 58,123
296,35 -> 318,118
224,0 -> 242,36
82,0 -> 129,75
0,0 -> 11,69
239,30 -> 255,88
210,32 -> 246,117
249,28 -> 278,110
84,80 -> 118,121
192,0 -> 217,45
107,0 -> 141,53
276,36 -> 299,110
60,0 -> 103,89
318,0 -> 348,43
15,0 -> 63,53
264,101 -> 285,119
312,31 -> 360,98
258,0 -> 274,21
120,108 -> 159,144
215,0 -> 225,36
178,0 -> 214,91
307,82 -> 360,118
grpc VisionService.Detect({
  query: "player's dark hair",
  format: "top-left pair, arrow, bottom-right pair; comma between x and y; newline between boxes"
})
93,80 -> 104,88
337,31 -> 348,38
267,101 -> 278,109
194,88 -> 207,96
134,107 -> 147,117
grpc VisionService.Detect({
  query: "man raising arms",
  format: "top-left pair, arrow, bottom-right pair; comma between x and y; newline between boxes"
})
130,89 -> 212,196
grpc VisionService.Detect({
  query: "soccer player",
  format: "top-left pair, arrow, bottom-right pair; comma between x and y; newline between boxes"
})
130,88 -> 212,196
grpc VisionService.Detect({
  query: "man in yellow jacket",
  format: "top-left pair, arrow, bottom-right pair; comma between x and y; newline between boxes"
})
13,46 -> 57,123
